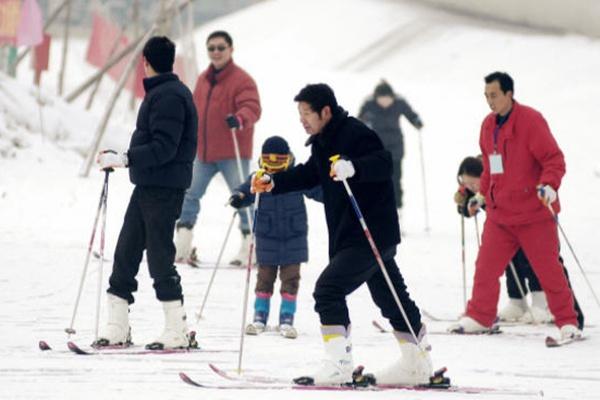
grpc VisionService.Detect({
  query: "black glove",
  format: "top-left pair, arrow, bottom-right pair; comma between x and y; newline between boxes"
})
225,114 -> 242,129
228,192 -> 245,209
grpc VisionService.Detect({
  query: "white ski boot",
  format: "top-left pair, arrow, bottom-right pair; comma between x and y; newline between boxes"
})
448,315 -> 491,334
374,328 -> 433,385
560,324 -> 582,341
279,324 -> 298,339
245,321 -> 266,335
174,224 -> 194,263
497,298 -> 526,322
229,233 -> 255,266
146,300 -> 190,350
295,326 -> 353,385
520,291 -> 553,324
95,293 -> 131,346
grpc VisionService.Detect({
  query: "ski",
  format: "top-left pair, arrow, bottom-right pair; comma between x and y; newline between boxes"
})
179,365 -> 542,396
39,340 -> 52,351
545,335 -> 585,348
66,341 -> 235,355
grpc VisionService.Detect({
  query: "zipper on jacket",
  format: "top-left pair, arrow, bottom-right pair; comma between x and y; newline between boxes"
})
202,84 -> 215,161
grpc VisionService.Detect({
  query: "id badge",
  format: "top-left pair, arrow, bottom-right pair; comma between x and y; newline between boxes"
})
489,153 -> 504,174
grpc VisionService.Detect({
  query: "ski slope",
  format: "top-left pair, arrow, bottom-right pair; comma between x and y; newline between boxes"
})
1,0 -> 599,399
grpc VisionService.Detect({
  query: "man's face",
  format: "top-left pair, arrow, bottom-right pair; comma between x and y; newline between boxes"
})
207,36 -> 232,70
376,95 -> 394,109
484,81 -> 513,116
460,173 -> 481,193
297,102 -> 331,135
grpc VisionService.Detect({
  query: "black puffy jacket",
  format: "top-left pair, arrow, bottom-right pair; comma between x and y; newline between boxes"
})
127,73 -> 198,189
272,108 -> 400,257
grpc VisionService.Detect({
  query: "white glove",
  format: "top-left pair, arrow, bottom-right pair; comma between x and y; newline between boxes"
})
468,192 -> 485,216
331,159 -> 355,181
97,150 -> 128,170
537,184 -> 557,205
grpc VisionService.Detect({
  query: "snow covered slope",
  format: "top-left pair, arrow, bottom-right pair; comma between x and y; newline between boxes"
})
1,0 -> 599,399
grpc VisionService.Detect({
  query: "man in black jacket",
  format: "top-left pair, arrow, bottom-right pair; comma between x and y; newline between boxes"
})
96,36 -> 198,350
251,84 -> 432,385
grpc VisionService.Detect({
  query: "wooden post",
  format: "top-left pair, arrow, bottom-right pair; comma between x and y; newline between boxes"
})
65,0 -> 197,104
57,0 -> 72,96
80,26 -> 157,178
65,36 -> 145,103
85,27 -> 127,110
129,0 -> 140,112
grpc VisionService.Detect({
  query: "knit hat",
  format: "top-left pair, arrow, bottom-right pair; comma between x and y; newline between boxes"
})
261,136 -> 290,155
374,81 -> 394,97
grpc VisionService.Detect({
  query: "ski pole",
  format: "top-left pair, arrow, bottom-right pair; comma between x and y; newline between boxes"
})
237,173 -> 262,374
196,211 -> 237,321
330,156 -> 422,347
544,201 -> 600,309
507,260 -> 537,324
94,169 -> 111,340
460,215 -> 467,309
417,131 -> 430,233
229,124 -> 255,236
65,169 -> 111,336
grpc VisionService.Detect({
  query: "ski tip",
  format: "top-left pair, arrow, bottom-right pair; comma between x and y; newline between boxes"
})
179,372 -> 202,387
67,341 -> 90,355
38,340 -> 51,351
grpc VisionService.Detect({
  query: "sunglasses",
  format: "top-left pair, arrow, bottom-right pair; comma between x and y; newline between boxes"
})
207,45 -> 228,52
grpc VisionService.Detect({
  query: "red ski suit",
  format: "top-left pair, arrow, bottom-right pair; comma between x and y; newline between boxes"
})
466,101 -> 577,328
193,61 -> 261,162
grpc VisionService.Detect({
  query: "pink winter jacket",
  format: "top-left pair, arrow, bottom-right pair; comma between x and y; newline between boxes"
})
479,101 -> 565,225
193,60 -> 261,162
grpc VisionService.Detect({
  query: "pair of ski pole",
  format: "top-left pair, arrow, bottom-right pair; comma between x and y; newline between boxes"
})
65,168 -> 112,340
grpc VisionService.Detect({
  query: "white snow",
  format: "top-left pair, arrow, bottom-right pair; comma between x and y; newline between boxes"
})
1,0 -> 599,399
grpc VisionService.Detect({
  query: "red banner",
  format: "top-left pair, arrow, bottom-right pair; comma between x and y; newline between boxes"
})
0,0 -> 20,45
86,12 -> 144,98
33,33 -> 51,71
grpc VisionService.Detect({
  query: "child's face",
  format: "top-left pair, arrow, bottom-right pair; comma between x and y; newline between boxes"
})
459,173 -> 481,193
261,153 -> 291,174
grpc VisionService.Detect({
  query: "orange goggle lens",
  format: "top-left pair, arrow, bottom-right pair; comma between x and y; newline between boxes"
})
260,154 -> 291,172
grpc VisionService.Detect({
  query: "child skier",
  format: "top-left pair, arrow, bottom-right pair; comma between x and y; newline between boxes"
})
228,136 -> 322,339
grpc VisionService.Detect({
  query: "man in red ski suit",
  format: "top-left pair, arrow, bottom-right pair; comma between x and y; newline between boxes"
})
450,72 -> 580,340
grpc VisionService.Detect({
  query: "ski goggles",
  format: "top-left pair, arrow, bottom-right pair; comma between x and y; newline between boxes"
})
260,153 -> 292,172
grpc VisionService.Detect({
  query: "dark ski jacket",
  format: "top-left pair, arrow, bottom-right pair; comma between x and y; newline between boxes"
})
127,73 -> 198,189
272,107 -> 400,257
234,177 -> 322,266
358,96 -> 422,160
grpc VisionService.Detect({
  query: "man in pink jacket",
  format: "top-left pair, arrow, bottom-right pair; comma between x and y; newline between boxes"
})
449,72 -> 580,341
175,30 -> 261,266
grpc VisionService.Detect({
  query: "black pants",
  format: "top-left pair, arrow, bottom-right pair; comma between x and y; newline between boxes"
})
313,245 -> 421,334
108,186 -> 185,304
506,249 -> 584,329
392,158 -> 403,209
505,249 -> 541,297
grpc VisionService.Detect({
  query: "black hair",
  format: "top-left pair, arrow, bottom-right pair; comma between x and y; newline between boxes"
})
374,80 -> 394,97
484,71 -> 514,95
293,83 -> 338,114
206,30 -> 233,47
458,156 -> 483,178
142,36 -> 175,73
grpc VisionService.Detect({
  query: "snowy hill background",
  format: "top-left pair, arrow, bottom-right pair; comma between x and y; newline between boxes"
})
1,0 -> 599,399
